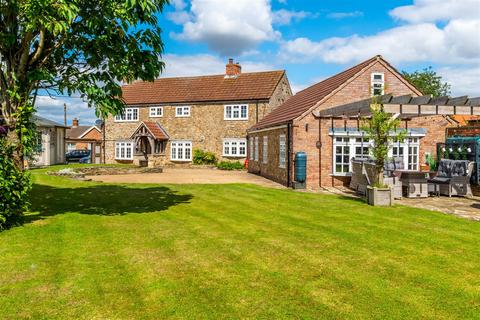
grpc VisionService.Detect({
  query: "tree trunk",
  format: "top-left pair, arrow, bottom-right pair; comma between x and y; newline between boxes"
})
5,125 -> 24,171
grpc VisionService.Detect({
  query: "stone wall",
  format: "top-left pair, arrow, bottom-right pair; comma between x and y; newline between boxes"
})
248,126 -> 290,186
105,74 -> 292,165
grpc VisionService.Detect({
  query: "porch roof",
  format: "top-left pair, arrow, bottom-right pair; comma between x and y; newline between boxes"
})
315,94 -> 480,118
131,121 -> 169,140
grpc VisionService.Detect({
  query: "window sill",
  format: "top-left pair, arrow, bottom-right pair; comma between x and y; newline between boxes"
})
329,173 -> 352,177
170,159 -> 192,162
149,115 -> 163,118
114,120 -> 138,123
223,155 -> 247,158
224,118 -> 249,121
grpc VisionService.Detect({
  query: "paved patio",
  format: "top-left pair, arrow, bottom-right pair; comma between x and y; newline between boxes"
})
324,187 -> 480,221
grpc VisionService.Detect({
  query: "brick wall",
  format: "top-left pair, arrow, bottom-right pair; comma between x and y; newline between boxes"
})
291,61 -> 420,190
248,126 -> 290,186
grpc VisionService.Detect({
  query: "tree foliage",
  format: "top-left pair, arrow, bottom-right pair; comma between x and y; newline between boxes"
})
362,99 -> 406,187
0,0 -> 168,227
402,67 -> 451,97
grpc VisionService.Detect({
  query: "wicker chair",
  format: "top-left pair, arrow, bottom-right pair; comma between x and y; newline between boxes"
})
428,159 -> 474,197
350,157 -> 403,199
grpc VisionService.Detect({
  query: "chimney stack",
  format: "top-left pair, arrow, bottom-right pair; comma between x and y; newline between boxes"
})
72,118 -> 79,127
225,58 -> 241,78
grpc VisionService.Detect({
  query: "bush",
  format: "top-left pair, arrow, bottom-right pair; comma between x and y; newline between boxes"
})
193,149 -> 217,165
216,161 -> 244,171
0,139 -> 31,230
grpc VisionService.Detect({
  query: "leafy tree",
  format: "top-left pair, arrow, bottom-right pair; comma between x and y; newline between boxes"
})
402,67 -> 451,97
0,0 -> 168,228
362,98 -> 406,187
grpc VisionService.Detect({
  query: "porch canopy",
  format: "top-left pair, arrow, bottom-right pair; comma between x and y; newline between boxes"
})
315,94 -> 480,119
130,121 -> 169,156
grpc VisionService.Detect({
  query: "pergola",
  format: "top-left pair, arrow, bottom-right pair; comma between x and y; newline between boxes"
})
315,94 -> 480,119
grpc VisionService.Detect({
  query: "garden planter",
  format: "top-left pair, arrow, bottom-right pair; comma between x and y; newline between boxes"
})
366,186 -> 393,206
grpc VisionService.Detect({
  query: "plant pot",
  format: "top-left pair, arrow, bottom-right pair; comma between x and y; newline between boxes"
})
420,164 -> 430,172
366,186 -> 393,206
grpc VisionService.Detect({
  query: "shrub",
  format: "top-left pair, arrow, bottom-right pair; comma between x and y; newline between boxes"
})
216,161 -> 244,171
0,139 -> 31,230
193,149 -> 217,165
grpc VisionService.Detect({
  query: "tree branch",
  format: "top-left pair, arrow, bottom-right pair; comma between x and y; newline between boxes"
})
30,27 -> 45,64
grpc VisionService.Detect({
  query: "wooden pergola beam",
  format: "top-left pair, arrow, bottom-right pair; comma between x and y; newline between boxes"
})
316,95 -> 480,118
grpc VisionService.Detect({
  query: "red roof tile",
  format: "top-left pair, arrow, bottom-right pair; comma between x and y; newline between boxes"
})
249,56 -> 380,130
121,71 -> 285,105
143,121 -> 169,140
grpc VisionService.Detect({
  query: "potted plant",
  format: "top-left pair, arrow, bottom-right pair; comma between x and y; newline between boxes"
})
362,98 -> 406,206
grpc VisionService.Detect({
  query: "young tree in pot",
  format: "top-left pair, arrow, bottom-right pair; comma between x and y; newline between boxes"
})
362,98 -> 406,205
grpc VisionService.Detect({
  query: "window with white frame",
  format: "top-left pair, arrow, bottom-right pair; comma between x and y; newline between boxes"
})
171,140 -> 192,161
254,137 -> 259,161
371,73 -> 385,96
149,106 -> 163,117
115,108 -> 139,122
262,136 -> 268,164
115,141 -> 134,160
279,134 -> 286,168
249,138 -> 254,160
67,143 -> 76,151
175,106 -> 190,117
224,104 -> 248,120
332,134 -> 421,175
223,138 -> 247,157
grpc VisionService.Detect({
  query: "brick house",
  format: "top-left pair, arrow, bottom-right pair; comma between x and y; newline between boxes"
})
247,55 -> 462,190
104,59 -> 292,166
66,118 -> 103,163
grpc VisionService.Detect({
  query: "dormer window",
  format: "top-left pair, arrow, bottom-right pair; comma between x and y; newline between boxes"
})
371,73 -> 384,96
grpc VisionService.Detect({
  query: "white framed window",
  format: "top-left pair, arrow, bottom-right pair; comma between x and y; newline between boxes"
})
332,134 -> 421,175
262,136 -> 268,164
254,137 -> 259,161
171,140 -> 192,161
176,106 -> 191,117
279,134 -> 286,168
67,143 -> 76,151
223,138 -> 247,157
249,138 -> 254,160
115,141 -> 134,160
149,106 -> 163,117
115,108 -> 139,122
371,73 -> 385,96
224,104 -> 248,120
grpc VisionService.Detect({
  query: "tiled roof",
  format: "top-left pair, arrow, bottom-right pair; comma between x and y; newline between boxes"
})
451,115 -> 480,126
143,121 -> 169,140
121,71 -> 285,105
66,126 -> 94,139
249,56 -> 380,130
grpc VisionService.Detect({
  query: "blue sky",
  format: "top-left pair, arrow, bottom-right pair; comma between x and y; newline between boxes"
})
37,0 -> 480,125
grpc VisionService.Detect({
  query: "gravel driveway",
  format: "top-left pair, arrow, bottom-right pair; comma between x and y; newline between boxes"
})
87,168 -> 284,188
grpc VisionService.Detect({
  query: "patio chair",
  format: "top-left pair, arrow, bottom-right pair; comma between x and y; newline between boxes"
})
350,157 -> 403,199
428,159 -> 474,197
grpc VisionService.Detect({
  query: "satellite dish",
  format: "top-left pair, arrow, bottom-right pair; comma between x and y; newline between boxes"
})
95,119 -> 104,128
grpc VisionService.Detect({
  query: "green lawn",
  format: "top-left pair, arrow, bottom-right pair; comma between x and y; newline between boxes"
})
0,167 -> 479,319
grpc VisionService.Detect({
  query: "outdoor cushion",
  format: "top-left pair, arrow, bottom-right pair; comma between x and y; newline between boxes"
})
451,160 -> 468,177
428,177 -> 451,184
437,159 -> 453,177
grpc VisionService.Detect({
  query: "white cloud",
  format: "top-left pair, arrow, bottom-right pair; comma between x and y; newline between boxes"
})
35,95 -> 97,126
279,19 -> 480,65
327,11 -> 363,19
170,0 -> 187,11
390,0 -> 480,23
171,0 -> 280,56
438,65 -> 480,97
161,53 -> 275,77
272,9 -> 313,25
